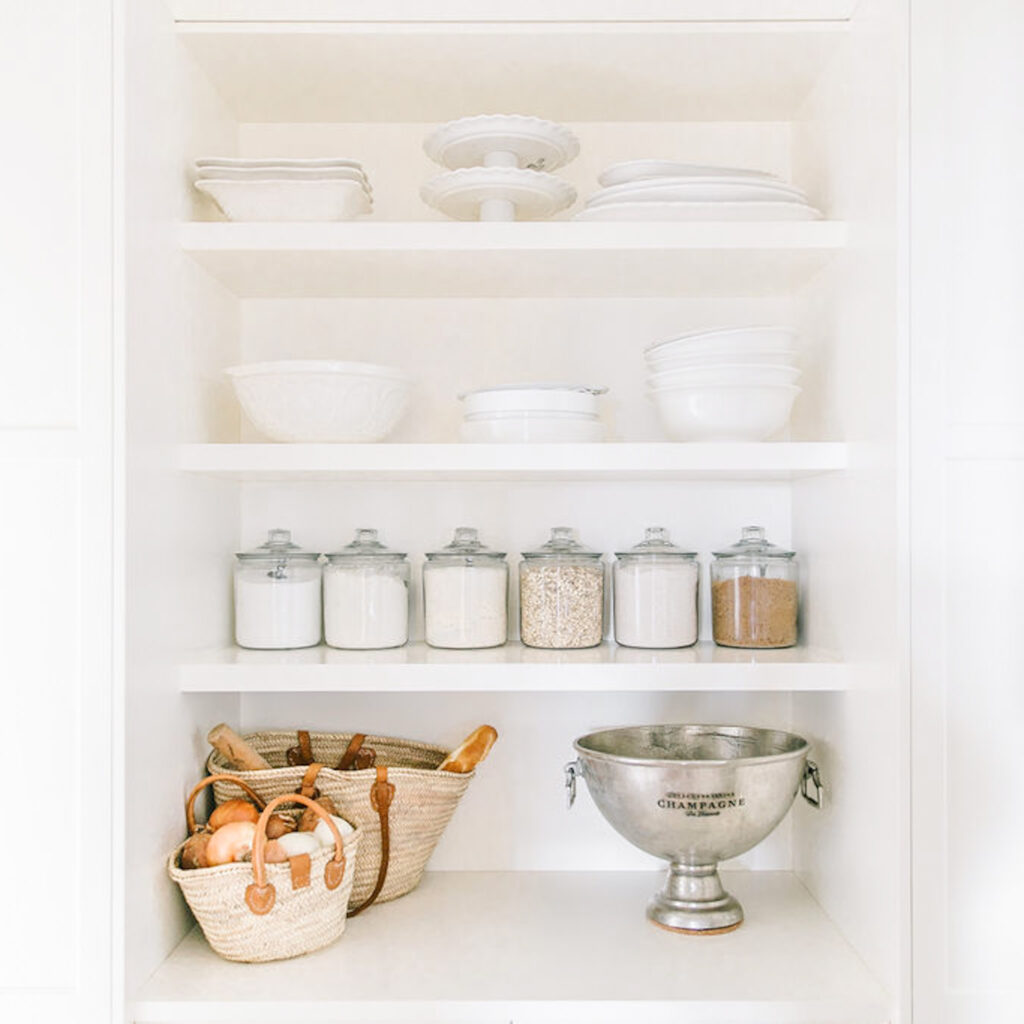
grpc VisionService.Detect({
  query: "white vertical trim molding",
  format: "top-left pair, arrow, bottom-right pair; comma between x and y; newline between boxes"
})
78,0 -> 117,1021
909,2 -> 953,1020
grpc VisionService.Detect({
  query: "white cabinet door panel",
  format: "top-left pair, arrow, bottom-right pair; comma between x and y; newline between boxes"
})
912,1 -> 1024,1020
0,2 -> 115,1022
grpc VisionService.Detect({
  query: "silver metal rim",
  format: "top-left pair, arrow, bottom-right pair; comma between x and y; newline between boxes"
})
573,723 -> 809,768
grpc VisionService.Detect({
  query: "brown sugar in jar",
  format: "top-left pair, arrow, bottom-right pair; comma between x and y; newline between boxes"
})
711,575 -> 798,648
710,526 -> 798,650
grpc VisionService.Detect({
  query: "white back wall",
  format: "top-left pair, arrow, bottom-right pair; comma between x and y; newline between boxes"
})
240,690 -> 795,872
236,297 -> 797,443
234,121 -> 795,222
238,479 -> 793,645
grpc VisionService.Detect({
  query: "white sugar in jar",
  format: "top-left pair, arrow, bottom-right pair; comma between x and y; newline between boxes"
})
234,529 -> 323,650
423,528 -> 508,649
613,527 -> 699,649
323,528 -> 410,650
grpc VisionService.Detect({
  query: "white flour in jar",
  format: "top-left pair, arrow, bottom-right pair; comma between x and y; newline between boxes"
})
613,560 -> 699,648
234,570 -> 322,649
324,568 -> 409,649
424,564 -> 508,648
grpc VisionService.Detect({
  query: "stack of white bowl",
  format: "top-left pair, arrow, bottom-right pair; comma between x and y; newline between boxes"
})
193,157 -> 373,222
459,384 -> 607,443
645,327 -> 801,442
421,116 -> 578,222
575,160 -> 821,222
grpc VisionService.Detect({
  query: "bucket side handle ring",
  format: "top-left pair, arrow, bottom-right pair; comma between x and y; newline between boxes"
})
564,759 -> 582,809
801,759 -> 823,808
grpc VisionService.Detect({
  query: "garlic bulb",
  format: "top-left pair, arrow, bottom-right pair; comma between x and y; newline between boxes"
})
313,814 -> 356,849
273,831 -> 321,858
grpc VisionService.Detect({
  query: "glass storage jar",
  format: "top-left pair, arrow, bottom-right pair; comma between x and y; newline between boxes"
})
710,525 -> 798,649
234,528 -> 322,650
519,527 -> 605,649
423,527 -> 508,649
613,526 -> 699,649
323,528 -> 410,650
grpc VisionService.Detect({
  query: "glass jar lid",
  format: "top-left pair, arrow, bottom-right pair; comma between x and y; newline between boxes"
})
712,525 -> 795,561
615,526 -> 697,560
325,528 -> 407,563
522,526 -> 602,560
235,528 -> 320,564
426,527 -> 506,563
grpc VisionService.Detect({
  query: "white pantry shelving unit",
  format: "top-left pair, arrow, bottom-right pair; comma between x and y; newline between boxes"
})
178,442 -> 849,480
134,872 -> 887,1024
180,221 -> 846,298
122,1 -> 909,1022
179,642 -> 851,693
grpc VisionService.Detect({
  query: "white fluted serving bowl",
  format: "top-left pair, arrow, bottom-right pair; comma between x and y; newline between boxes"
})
227,361 -> 412,442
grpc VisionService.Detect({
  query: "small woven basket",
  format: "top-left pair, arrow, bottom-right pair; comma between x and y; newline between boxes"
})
207,730 -> 473,910
168,774 -> 360,962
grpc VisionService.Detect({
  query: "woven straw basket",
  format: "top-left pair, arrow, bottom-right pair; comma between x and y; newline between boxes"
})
207,730 -> 473,911
168,774 -> 361,962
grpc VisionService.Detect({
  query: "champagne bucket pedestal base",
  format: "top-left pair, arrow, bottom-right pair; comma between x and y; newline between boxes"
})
647,862 -> 744,934
566,725 -> 824,934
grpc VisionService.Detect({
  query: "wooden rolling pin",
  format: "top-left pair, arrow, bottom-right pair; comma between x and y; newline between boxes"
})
438,725 -> 498,773
207,723 -> 272,771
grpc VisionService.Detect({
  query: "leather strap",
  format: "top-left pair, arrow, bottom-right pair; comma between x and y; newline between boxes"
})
297,763 -> 323,799
184,773 -> 266,835
336,734 -> 367,771
347,765 -> 395,918
246,791 -> 347,916
289,853 -> 311,891
287,729 -> 315,766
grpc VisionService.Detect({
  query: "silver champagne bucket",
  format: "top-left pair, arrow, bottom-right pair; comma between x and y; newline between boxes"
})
566,724 -> 822,933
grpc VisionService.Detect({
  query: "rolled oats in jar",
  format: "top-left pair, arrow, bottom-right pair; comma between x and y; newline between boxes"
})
519,527 -> 605,649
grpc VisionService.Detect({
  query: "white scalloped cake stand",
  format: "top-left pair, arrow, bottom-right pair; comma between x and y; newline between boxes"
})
421,167 -> 577,222
424,115 -> 580,172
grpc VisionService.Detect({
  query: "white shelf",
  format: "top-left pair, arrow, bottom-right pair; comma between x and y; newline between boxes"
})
176,21 -> 847,123
133,870 -> 888,1023
178,442 -> 848,481
180,221 -> 846,299
180,642 -> 850,693
173,2 -> 858,23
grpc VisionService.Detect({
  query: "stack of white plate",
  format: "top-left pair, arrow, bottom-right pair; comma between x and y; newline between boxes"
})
194,157 -> 373,222
645,327 -> 801,442
576,161 -> 821,222
421,116 -> 578,222
459,384 -> 607,443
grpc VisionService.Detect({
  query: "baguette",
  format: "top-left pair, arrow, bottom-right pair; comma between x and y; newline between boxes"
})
438,725 -> 498,773
207,723 -> 273,771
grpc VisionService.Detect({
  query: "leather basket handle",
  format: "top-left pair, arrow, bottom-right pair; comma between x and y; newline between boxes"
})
297,762 -> 323,798
336,733 -> 367,770
246,792 -> 349,916
347,765 -> 395,918
287,729 -> 315,766
185,773 -> 267,835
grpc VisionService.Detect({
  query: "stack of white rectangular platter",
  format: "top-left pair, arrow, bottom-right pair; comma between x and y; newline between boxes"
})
193,157 -> 373,222
576,161 -> 821,222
